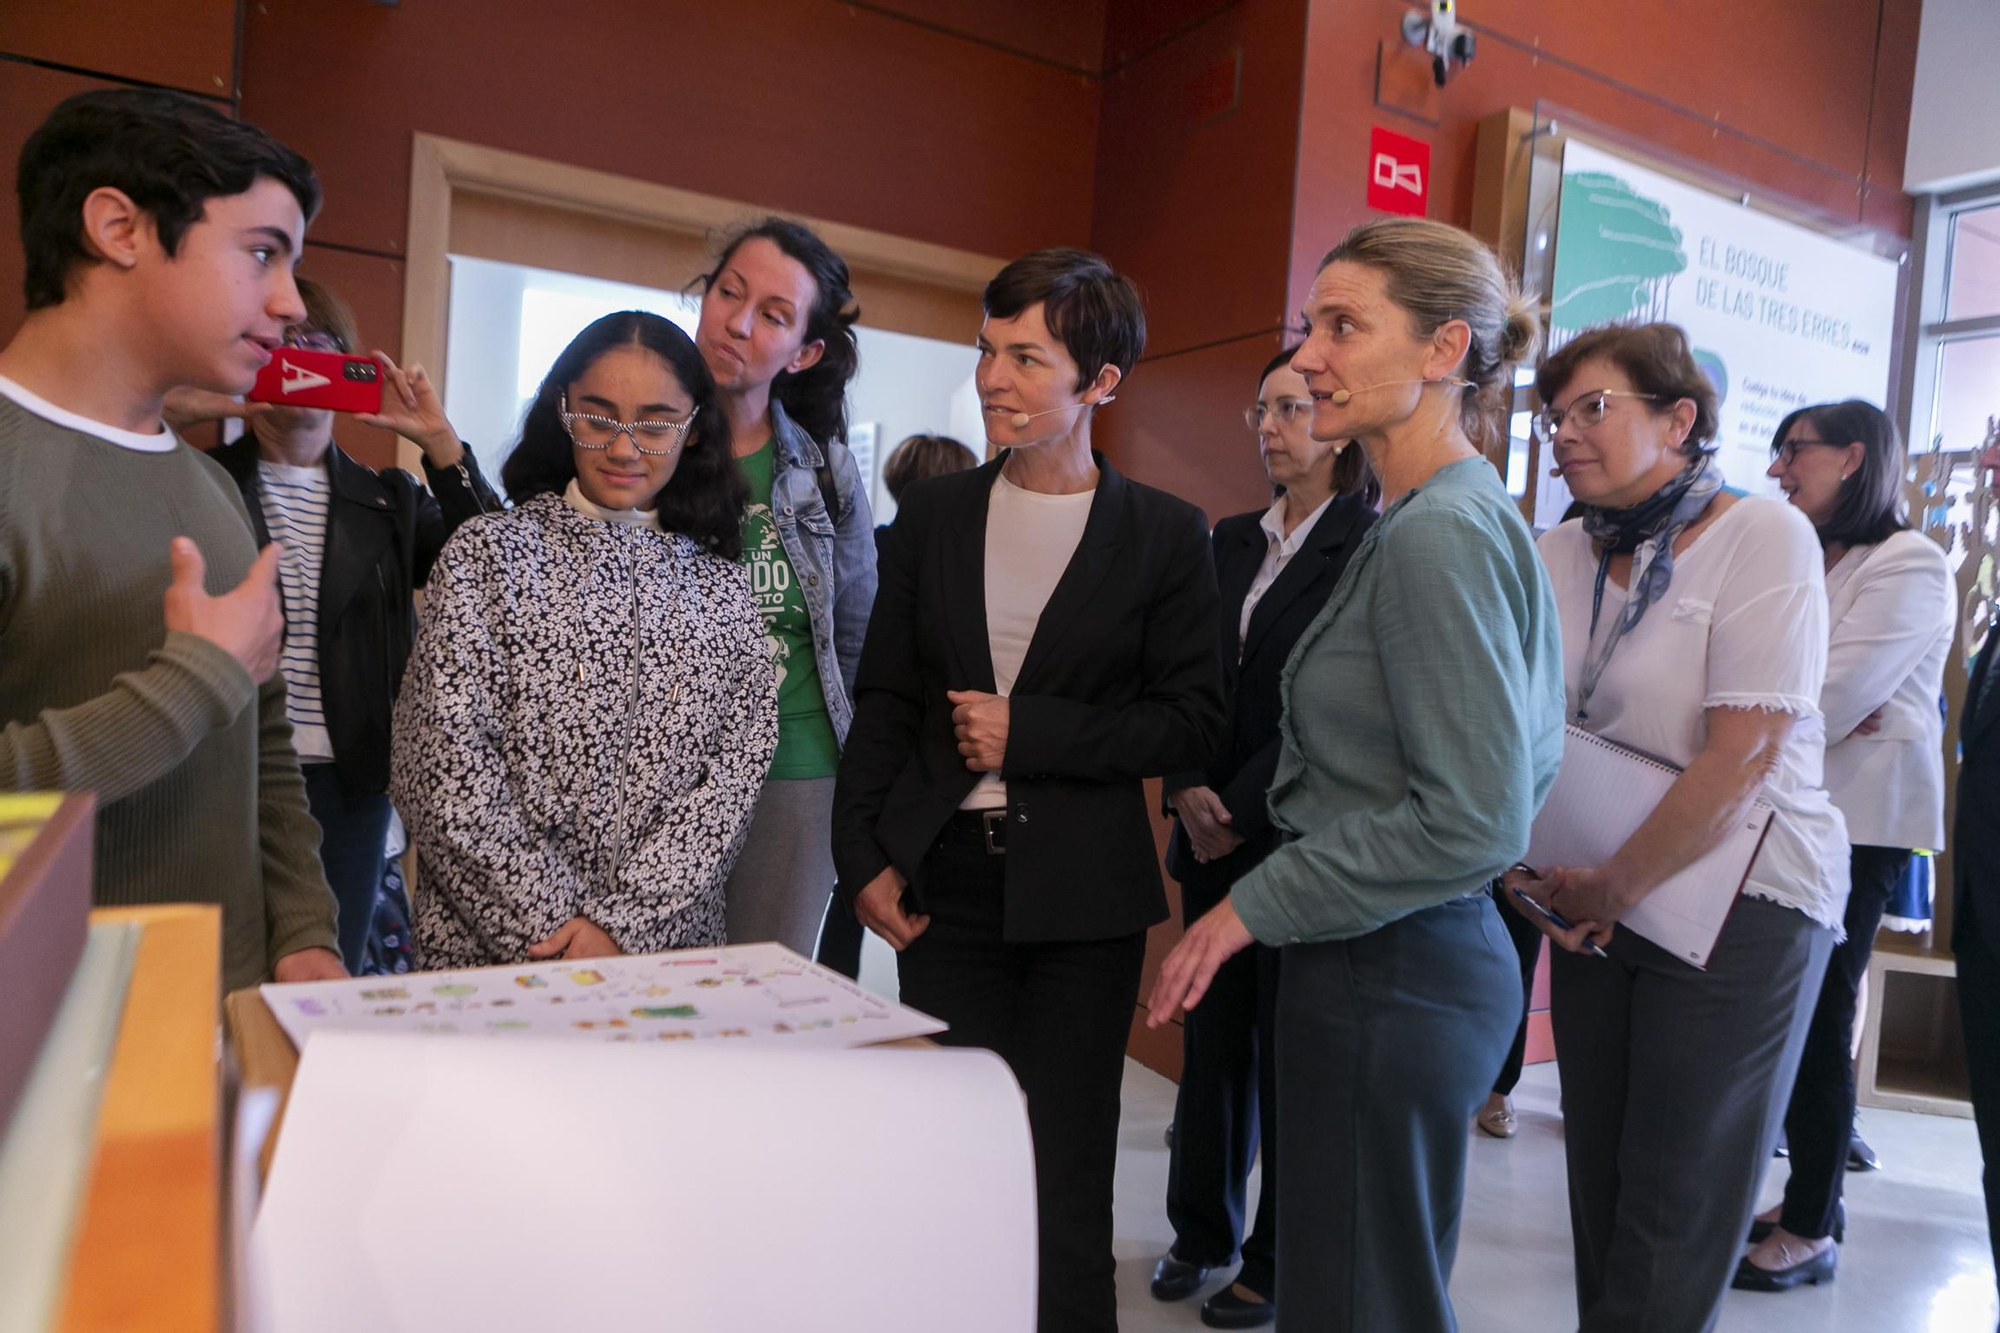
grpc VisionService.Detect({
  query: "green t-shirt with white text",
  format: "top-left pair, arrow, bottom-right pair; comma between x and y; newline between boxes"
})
736,439 -> 839,780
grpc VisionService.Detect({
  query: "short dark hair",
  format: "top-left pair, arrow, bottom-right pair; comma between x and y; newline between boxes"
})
882,433 -> 978,504
1772,399 -> 1909,547
1535,323 -> 1719,457
501,311 -> 748,560
16,89 -> 320,311
1258,345 -> 1377,506
983,248 -> 1145,391
697,217 -> 860,446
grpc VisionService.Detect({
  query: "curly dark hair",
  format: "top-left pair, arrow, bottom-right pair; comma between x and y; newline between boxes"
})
696,217 -> 860,446
17,88 -> 320,310
501,311 -> 748,559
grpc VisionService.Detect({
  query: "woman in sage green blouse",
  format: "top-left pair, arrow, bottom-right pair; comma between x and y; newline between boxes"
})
1150,217 -> 1567,1332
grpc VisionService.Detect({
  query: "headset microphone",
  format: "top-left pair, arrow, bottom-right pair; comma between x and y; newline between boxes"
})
1325,376 -> 1473,406
1004,395 -> 1117,429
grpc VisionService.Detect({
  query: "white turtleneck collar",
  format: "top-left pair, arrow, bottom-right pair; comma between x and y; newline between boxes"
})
563,478 -> 663,532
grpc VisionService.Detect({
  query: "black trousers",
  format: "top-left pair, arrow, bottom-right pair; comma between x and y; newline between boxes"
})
1777,844 -> 1907,1238
815,890 -> 865,980
896,832 -> 1146,1333
1490,882 -> 1546,1097
1958,891 -> 2000,1305
1165,868 -> 1280,1296
301,763 -> 392,974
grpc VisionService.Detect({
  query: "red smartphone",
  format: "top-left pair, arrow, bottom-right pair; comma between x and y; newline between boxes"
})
247,347 -> 383,414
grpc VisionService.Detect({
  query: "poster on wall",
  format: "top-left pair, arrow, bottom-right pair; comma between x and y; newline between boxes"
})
1541,139 -> 1899,520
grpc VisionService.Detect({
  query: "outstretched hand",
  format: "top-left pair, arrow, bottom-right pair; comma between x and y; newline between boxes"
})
1146,897 -> 1255,1026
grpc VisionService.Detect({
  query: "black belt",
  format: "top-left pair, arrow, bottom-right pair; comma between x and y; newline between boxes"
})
943,807 -> 1010,855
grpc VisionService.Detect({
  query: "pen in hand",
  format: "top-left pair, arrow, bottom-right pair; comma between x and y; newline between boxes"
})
1508,880 -> 1611,959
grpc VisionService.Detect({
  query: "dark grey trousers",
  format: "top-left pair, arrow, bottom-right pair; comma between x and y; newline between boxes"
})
1551,894 -> 1833,1333
1275,892 -> 1523,1332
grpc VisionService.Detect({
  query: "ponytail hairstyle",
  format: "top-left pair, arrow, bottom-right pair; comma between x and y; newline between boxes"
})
1318,217 -> 1541,454
698,217 -> 860,446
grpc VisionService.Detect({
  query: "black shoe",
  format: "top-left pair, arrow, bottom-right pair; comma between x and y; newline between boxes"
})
1150,1252 -> 1211,1302
1732,1241 -> 1837,1291
1201,1283 -> 1276,1328
1773,1127 -> 1789,1158
1747,1201 -> 1843,1245
1847,1130 -> 1881,1172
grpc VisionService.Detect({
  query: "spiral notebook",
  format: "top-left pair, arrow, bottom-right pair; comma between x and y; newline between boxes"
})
1525,725 -> 1775,969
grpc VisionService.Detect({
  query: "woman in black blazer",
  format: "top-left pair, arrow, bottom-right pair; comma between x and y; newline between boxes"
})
833,249 -> 1223,1333
1149,346 -> 1376,1329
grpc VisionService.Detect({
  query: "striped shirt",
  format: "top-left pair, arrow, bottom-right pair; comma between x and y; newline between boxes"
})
257,460 -> 334,761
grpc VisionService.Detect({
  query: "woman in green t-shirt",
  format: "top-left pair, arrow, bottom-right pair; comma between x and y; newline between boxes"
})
693,219 -> 878,964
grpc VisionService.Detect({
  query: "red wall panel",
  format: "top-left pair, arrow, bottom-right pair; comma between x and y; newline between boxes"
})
864,0 -> 1109,72
1090,0 -> 1312,363
0,0 -> 236,99
1101,0 -> 1240,70
0,62 -> 122,342
1288,0 -> 1920,325
239,0 -> 1099,264
1466,0 -> 1880,179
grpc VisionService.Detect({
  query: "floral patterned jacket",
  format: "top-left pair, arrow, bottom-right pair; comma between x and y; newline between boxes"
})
391,492 -> 777,968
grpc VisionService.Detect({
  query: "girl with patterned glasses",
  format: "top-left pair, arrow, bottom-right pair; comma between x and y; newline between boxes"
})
390,311 -> 776,967
692,218 -> 878,972
1519,322 -> 1847,1331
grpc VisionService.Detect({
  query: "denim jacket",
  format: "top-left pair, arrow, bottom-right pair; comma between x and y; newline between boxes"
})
765,399 -> 878,744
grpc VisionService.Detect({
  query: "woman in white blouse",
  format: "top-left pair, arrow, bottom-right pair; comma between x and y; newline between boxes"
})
1729,401 -> 1953,1291
1509,323 -> 1849,1333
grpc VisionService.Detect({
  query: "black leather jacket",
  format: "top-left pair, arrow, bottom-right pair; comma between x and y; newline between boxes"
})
211,437 -> 500,797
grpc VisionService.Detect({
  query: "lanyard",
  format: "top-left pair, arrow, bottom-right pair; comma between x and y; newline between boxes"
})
1576,547 -> 1616,723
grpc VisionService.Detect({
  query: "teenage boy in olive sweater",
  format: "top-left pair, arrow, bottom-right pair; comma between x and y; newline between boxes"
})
0,89 -> 343,989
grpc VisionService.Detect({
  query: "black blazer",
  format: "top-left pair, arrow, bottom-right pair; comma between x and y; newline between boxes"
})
833,452 -> 1225,942
1162,495 -> 1376,907
212,438 -> 499,797
1956,631 -> 2000,957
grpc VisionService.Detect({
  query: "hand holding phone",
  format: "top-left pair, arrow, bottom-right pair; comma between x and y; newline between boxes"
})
247,347 -> 383,414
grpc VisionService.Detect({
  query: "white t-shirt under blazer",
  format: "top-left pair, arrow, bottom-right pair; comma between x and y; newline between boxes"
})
1538,496 -> 1851,932
1820,528 -> 1954,852
961,472 -> 1095,811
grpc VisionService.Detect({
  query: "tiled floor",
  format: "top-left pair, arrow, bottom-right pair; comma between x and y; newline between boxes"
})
1113,1059 -> 1996,1333
857,934 -> 1997,1331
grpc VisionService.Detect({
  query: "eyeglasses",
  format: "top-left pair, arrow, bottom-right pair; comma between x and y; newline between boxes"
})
560,392 -> 699,456
1244,398 -> 1312,431
1771,437 -> 1836,467
1533,389 -> 1664,443
283,327 -> 348,354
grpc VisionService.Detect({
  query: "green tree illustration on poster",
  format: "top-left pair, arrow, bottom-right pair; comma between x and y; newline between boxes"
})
1550,170 -> 1688,336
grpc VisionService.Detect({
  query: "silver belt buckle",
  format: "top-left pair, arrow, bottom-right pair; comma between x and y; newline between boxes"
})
982,808 -> 1007,856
